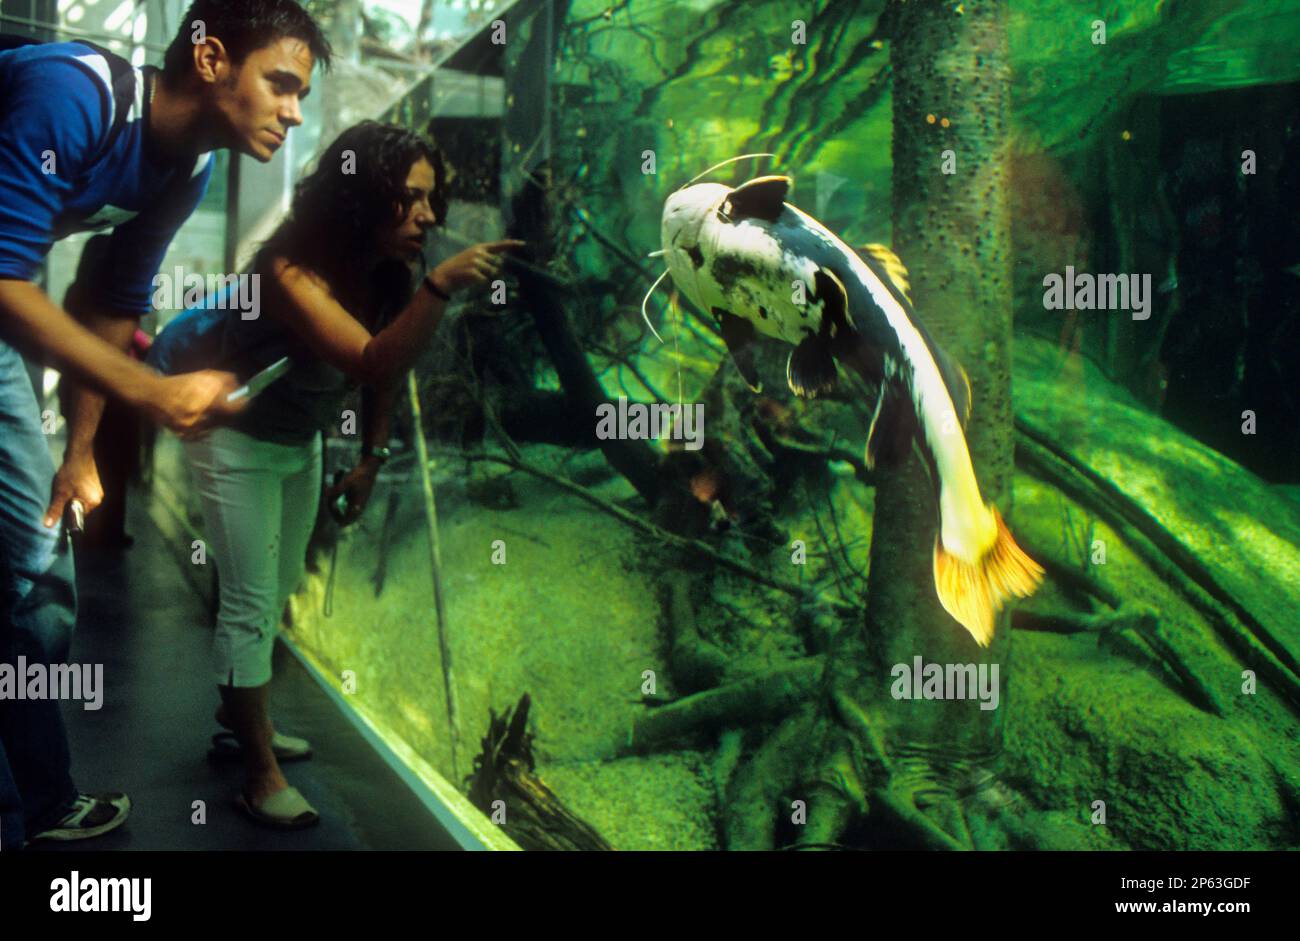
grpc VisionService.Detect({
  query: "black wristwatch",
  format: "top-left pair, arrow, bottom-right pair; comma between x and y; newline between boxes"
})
363,445 -> 392,463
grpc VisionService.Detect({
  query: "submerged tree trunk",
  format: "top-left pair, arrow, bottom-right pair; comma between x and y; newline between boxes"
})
878,0 -> 1015,750
819,0 -> 1017,846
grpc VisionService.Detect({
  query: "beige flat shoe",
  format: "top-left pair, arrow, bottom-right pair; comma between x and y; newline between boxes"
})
235,786 -> 320,830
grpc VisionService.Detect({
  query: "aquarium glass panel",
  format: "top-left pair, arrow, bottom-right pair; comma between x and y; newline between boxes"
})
280,0 -> 1300,851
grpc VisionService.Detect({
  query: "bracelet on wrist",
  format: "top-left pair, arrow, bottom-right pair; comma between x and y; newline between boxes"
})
424,272 -> 451,301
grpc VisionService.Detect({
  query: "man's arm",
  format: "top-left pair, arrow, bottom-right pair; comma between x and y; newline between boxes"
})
0,280 -> 245,529
0,279 -> 162,412
53,152 -> 219,451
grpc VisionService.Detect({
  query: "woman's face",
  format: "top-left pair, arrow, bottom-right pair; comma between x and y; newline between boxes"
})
377,158 -> 438,262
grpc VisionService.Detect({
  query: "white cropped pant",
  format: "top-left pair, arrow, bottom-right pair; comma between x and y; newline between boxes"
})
182,426 -> 321,688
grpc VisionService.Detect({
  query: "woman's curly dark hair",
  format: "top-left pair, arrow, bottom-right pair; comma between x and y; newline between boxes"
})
255,121 -> 449,327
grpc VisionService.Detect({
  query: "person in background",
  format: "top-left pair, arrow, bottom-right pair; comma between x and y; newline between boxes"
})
147,120 -> 522,828
61,234 -> 147,550
0,0 -> 330,849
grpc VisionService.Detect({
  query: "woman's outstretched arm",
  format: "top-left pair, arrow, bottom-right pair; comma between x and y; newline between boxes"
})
268,239 -> 524,386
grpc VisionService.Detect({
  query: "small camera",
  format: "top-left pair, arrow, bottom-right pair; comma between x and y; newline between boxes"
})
329,470 -> 350,524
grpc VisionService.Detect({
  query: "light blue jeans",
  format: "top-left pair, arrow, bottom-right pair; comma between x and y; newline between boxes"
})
0,338 -> 78,849
182,426 -> 321,688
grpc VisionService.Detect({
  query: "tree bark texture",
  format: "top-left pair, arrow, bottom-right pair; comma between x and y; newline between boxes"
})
857,0 -> 1015,766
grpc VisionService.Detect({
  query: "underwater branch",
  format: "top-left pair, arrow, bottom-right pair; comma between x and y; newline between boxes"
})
442,449 -> 858,615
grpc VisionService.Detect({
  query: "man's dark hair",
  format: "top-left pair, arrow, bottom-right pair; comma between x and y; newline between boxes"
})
162,0 -> 332,81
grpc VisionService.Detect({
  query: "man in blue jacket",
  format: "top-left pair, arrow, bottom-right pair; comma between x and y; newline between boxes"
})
0,0 -> 330,849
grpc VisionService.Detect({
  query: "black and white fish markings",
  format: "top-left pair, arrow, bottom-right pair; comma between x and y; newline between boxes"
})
652,171 -> 1043,645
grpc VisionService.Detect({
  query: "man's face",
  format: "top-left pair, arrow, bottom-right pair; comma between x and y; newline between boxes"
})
207,37 -> 315,162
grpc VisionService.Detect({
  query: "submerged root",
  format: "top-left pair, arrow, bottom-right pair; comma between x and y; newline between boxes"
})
1014,601 -> 1226,716
790,689 -> 1102,851
784,740 -> 864,850
1016,420 -> 1300,715
723,709 -> 820,851
1012,603 -> 1149,635
622,659 -> 821,755
466,694 -> 613,851
660,579 -> 728,694
874,785 -> 970,851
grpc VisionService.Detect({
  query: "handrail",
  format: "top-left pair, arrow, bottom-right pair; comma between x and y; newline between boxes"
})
0,12 -> 170,54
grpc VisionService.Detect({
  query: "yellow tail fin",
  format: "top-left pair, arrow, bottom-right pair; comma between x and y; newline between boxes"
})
932,505 -> 1045,646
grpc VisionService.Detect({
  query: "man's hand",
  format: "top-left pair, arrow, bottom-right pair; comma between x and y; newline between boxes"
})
325,461 -> 379,526
143,369 -> 248,437
44,454 -> 103,529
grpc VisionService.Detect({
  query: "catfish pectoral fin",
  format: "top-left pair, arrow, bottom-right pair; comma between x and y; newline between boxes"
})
714,307 -> 763,392
786,336 -> 838,398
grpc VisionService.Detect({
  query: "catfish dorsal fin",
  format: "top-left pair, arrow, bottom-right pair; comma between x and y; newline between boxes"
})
858,243 -> 912,304
725,175 -> 791,223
